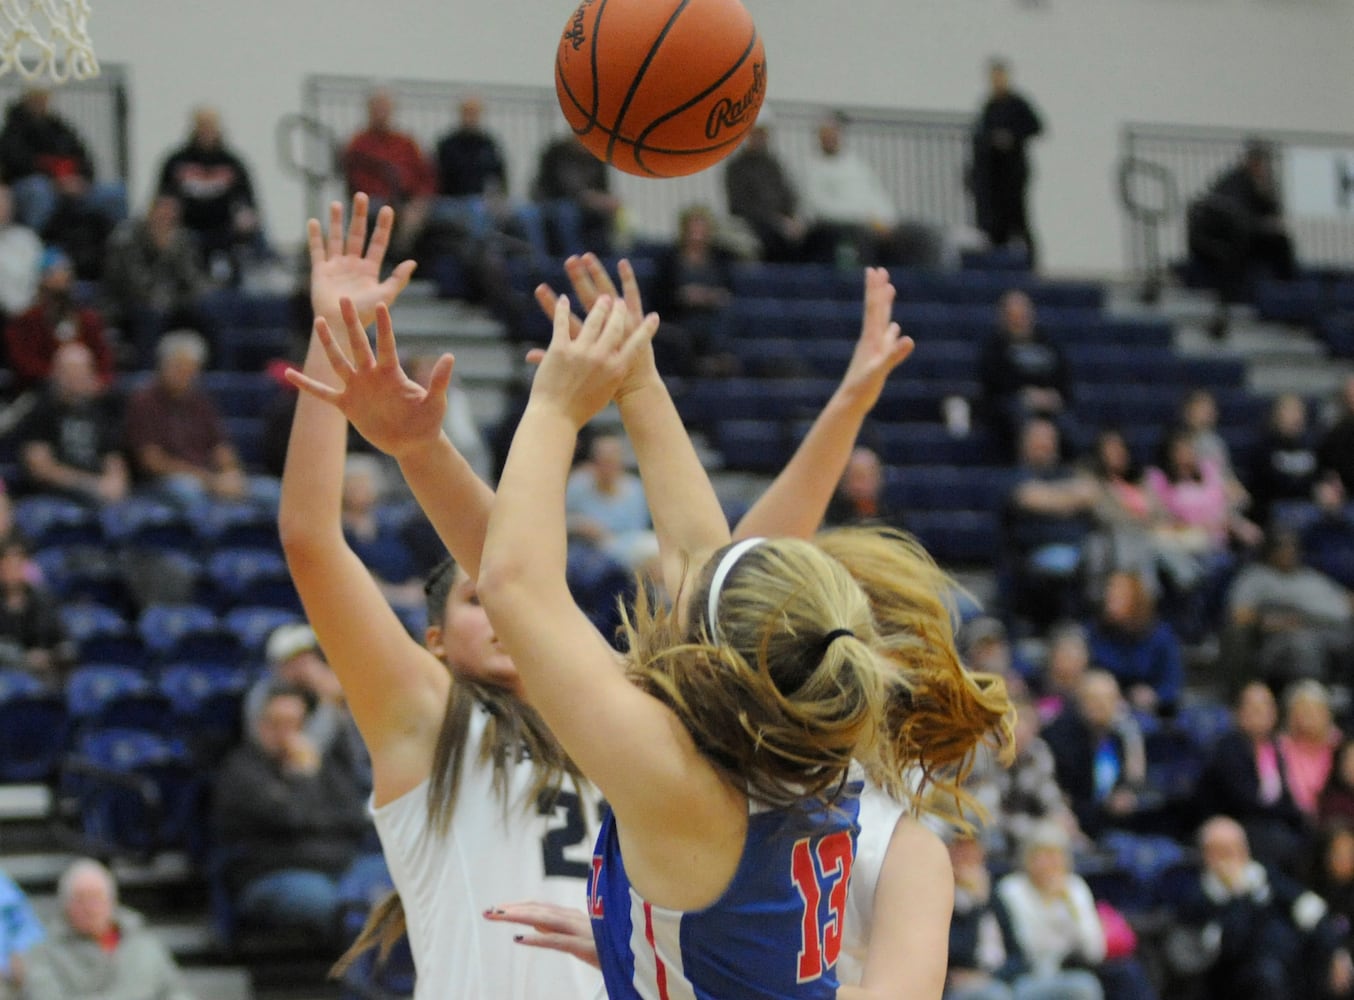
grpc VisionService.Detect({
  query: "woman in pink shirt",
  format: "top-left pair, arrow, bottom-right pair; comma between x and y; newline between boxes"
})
1280,679 -> 1343,819
1145,427 -> 1261,553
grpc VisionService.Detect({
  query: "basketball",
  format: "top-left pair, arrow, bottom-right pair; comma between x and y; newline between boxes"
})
554,0 -> 768,178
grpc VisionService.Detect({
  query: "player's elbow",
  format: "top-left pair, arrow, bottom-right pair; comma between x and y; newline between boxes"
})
476,554 -> 534,619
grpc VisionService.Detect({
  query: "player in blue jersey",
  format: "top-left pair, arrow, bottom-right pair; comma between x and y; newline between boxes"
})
463,282 -> 1007,996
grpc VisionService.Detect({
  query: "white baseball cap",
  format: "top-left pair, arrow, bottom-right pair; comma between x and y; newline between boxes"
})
265,623 -> 317,666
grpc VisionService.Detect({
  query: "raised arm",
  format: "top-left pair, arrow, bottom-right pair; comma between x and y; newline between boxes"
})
735,268 -> 913,539
278,195 -> 447,804
477,298 -> 735,869
838,818 -> 952,1000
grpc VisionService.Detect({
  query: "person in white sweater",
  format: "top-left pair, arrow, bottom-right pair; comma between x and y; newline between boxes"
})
0,184 -> 41,318
996,823 -> 1105,1000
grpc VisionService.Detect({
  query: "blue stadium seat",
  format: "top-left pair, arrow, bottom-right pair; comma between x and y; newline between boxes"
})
902,510 -> 1001,567
0,690 -> 68,782
60,728 -> 201,860
222,606 -> 302,657
158,663 -> 248,762
137,604 -> 240,667
336,856 -> 416,998
731,263 -> 853,301
13,496 -> 103,548
61,603 -> 148,668
1254,278 -> 1323,325
886,466 -> 1021,513
1175,700 -> 1234,750
200,372 -> 279,419
205,549 -> 299,612
873,425 -> 1000,467
223,417 -> 265,469
66,665 -> 171,733
713,421 -> 795,473
0,669 -> 42,700
100,498 -> 196,552
190,501 -> 280,551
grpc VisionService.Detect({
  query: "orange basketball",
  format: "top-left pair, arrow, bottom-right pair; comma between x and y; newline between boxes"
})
555,0 -> 768,178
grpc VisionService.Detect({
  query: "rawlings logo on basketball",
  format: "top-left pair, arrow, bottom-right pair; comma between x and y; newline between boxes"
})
563,0 -> 597,51
704,61 -> 767,140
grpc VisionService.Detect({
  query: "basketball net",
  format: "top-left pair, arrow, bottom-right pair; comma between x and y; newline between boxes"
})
0,0 -> 98,82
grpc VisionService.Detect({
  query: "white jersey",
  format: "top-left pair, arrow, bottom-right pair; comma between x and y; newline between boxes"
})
837,779 -> 908,985
372,704 -> 606,1000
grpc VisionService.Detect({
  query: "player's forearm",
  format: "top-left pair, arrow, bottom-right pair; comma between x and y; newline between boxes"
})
736,393 -> 868,540
480,402 -> 576,599
279,333 -> 349,549
617,376 -> 730,591
396,433 -> 495,581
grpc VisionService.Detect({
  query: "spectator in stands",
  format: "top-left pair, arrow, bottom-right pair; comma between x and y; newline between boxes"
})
1302,475 -> 1354,590
967,695 -> 1083,864
649,204 -> 737,378
0,184 -> 40,322
1087,570 -> 1184,716
1084,427 -> 1202,600
1005,418 -> 1099,627
1319,741 -> 1354,828
1312,823 -> 1354,935
1188,141 -> 1297,310
1198,681 -> 1309,872
243,622 -> 367,792
0,867 -> 43,999
212,684 -> 375,942
802,112 -> 942,269
156,106 -> 265,283
969,58 -> 1043,265
1225,528 -> 1354,687
1037,623 -> 1090,723
1320,375 -> 1354,496
1279,680 -> 1343,821
343,89 -> 435,256
124,329 -> 275,507
0,535 -> 71,682
944,834 -> 1034,1000
341,454 -> 422,608
1251,393 -> 1320,528
1179,816 -> 1351,1000
824,446 -> 902,530
532,133 -> 618,256
1147,425 -> 1261,557
435,95 -> 507,200
3,247 -> 113,392
979,291 -> 1073,458
1042,670 -> 1151,839
958,615 -> 1034,697
21,857 -> 193,1000
723,114 -> 807,263
565,432 -> 650,566
16,342 -> 127,503
103,194 -> 212,366
1179,388 -> 1237,481
0,88 -> 125,237
995,824 -> 1106,1000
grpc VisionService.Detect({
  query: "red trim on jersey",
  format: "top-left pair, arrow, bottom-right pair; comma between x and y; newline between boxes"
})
643,902 -> 671,1000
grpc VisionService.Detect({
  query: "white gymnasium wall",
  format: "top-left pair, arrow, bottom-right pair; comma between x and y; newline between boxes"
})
95,0 -> 1354,275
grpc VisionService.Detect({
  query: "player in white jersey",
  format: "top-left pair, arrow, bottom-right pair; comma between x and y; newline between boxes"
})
279,195 -> 604,1000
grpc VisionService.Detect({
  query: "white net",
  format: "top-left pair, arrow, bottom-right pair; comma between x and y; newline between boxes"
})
0,0 -> 97,82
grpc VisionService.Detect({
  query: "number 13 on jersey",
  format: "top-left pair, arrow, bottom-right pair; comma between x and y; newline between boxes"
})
791,830 -> 854,983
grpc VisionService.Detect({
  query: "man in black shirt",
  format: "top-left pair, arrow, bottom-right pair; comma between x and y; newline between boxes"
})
435,97 -> 507,199
978,289 -> 1073,457
17,341 -> 127,504
971,59 -> 1043,263
723,118 -> 807,263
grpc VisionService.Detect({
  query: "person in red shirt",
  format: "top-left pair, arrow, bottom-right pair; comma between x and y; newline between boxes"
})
342,89 -> 434,256
3,248 -> 113,391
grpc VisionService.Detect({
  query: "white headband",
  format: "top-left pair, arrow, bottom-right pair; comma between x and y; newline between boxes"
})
706,537 -> 766,641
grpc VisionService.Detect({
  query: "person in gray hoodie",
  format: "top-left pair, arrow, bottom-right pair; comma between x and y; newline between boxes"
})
21,858 -> 193,1000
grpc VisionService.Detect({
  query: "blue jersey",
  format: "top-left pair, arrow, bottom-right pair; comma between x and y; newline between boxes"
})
588,781 -> 862,999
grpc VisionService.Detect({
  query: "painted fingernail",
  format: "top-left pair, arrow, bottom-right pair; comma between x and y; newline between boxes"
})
513,935 -> 525,943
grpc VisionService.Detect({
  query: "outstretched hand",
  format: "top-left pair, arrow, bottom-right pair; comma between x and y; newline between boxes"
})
532,253 -> 658,401
531,294 -> 659,429
287,298 -> 454,461
309,193 -> 418,328
835,267 -> 915,414
484,902 -> 600,969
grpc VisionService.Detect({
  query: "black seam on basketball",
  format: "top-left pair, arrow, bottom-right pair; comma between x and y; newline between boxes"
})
632,27 -> 760,175
556,54 -> 600,137
589,0 -> 608,126
604,0 -> 695,166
